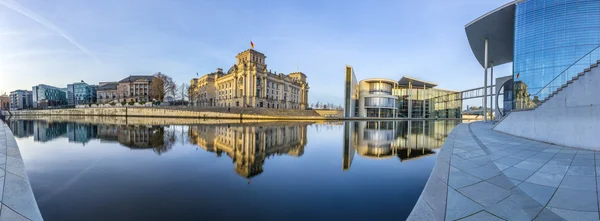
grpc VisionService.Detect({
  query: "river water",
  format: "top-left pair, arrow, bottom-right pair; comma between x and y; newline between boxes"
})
5,118 -> 460,221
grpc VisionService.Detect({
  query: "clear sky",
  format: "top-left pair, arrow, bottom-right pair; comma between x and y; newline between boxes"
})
0,0 -> 511,108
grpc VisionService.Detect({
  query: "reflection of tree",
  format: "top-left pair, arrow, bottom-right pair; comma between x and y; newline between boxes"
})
152,126 -> 175,155
188,123 -> 310,178
115,125 -> 174,155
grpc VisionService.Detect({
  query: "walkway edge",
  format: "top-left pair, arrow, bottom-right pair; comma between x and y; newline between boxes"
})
0,121 -> 43,221
406,124 -> 461,220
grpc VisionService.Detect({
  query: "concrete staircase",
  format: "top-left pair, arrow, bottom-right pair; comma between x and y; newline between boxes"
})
534,60 -> 600,109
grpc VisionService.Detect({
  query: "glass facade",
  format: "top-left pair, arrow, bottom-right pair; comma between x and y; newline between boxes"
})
364,97 -> 396,108
393,88 -> 462,119
68,82 -> 98,105
368,82 -> 392,95
32,85 -> 67,108
514,0 -> 600,108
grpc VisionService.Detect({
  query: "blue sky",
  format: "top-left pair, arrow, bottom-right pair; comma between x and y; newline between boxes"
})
0,0 -> 511,107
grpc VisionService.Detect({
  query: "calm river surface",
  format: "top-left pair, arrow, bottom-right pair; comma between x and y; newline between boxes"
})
5,118 -> 460,221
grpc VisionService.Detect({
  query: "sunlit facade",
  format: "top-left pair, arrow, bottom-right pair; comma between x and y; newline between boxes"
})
358,79 -> 398,118
344,66 -> 462,118
188,123 -> 309,178
190,49 -> 309,109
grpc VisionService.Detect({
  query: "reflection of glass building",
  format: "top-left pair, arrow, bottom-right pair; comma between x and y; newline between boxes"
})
67,123 -> 98,145
7,120 -> 173,155
344,66 -> 462,118
343,120 -> 459,170
188,123 -> 309,178
9,120 -> 34,138
466,0 -> 600,111
33,121 -> 67,142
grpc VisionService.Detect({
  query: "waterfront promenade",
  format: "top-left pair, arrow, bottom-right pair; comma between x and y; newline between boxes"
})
409,121 -> 600,220
0,120 -> 42,220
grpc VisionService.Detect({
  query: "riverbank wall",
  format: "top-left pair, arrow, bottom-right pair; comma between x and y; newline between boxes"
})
2,107 -> 340,121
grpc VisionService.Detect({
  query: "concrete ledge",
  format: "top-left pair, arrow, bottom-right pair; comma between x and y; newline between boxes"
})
0,121 -> 43,221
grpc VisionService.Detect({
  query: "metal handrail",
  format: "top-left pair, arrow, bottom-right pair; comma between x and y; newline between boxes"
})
533,44 -> 600,97
520,44 -> 600,109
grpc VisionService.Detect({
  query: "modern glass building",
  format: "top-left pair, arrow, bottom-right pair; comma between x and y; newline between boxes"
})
344,66 -> 462,118
358,78 -> 399,118
466,0 -> 600,113
32,84 -> 67,109
67,81 -> 98,105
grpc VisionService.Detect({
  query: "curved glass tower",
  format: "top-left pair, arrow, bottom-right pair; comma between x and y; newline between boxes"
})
514,0 -> 600,105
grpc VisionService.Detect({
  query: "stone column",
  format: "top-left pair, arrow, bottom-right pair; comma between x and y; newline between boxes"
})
234,77 -> 238,98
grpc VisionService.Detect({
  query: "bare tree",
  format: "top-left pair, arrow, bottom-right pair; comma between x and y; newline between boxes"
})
177,83 -> 189,105
150,72 -> 177,102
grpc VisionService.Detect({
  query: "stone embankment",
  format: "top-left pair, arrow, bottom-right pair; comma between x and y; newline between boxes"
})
2,107 -> 344,121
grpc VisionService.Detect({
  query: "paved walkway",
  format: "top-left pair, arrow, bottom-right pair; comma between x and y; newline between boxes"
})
0,120 -> 42,221
408,121 -> 600,221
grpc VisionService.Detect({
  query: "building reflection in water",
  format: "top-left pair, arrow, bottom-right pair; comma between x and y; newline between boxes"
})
8,120 -> 174,155
6,118 -> 460,179
188,123 -> 310,178
343,120 -> 460,170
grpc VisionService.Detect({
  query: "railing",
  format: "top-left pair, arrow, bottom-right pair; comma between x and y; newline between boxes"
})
518,45 -> 600,109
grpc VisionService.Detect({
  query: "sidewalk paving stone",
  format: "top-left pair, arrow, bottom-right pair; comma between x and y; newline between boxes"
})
407,122 -> 600,221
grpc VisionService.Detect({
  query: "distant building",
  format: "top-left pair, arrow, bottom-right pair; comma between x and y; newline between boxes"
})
189,70 -> 218,107
345,65 -> 462,118
32,84 -> 67,109
9,90 -> 33,110
0,94 -> 9,110
67,81 -> 97,105
96,82 -> 118,103
117,76 -> 154,102
190,49 -> 309,109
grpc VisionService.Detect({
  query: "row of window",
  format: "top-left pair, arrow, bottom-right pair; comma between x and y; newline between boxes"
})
364,97 -> 398,108
514,0 -> 600,99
